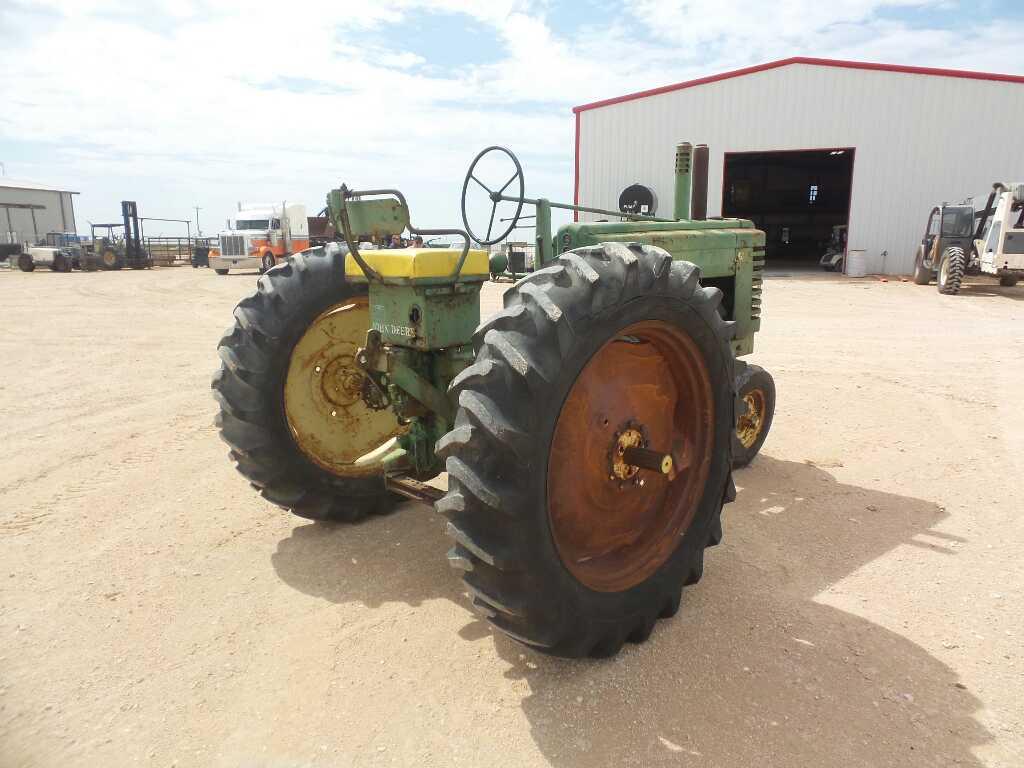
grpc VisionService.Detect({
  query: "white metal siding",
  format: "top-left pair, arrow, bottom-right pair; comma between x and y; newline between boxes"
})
0,187 -> 77,246
577,63 -> 1024,274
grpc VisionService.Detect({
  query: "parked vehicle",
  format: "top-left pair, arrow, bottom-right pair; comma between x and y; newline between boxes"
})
17,245 -> 73,272
15,232 -> 84,272
212,203 -> 308,275
212,142 -> 776,658
85,202 -> 151,271
818,224 -> 848,272
913,183 -> 1024,294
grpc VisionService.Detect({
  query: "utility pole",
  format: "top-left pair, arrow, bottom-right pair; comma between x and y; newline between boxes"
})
194,205 -> 202,237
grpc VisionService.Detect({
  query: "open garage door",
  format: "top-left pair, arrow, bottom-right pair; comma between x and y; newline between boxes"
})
722,149 -> 854,271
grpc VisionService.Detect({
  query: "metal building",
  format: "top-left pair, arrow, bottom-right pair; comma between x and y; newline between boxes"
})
0,177 -> 78,247
573,57 -> 1024,275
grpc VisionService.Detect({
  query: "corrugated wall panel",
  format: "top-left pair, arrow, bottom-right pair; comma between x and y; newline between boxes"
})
577,63 -> 1024,274
0,187 -> 74,245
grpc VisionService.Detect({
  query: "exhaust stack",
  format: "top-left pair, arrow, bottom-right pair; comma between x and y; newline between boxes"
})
673,142 -> 693,220
692,144 -> 709,220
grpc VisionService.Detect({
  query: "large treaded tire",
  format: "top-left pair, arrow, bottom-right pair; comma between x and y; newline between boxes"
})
98,248 -> 123,271
937,247 -> 965,295
912,246 -> 931,285
211,248 -> 395,521
17,254 -> 34,272
732,362 -> 776,468
436,242 -> 737,657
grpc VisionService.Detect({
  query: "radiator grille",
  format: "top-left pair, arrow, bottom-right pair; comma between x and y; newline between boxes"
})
751,257 -> 764,320
222,234 -> 246,257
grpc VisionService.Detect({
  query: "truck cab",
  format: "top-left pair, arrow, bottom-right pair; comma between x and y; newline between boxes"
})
211,202 -> 308,275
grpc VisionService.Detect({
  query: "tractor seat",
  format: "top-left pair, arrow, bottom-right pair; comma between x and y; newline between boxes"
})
345,247 -> 489,281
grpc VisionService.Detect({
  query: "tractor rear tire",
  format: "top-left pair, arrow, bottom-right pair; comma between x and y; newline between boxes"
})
17,254 -> 34,272
912,246 -> 931,285
999,274 -> 1019,287
212,248 -> 401,521
937,247 -> 965,295
732,362 -> 775,468
437,242 -> 736,657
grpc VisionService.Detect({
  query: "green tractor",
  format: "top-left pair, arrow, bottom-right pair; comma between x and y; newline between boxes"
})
213,143 -> 775,657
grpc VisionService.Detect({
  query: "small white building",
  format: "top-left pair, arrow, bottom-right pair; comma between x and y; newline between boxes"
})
573,57 -> 1024,274
0,177 -> 79,247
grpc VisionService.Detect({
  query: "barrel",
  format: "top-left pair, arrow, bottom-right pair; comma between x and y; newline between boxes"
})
846,249 -> 867,277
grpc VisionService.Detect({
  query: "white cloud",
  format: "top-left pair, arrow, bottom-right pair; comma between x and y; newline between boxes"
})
0,0 -> 1020,235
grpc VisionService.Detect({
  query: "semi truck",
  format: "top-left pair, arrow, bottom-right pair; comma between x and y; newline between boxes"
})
211,202 -> 309,275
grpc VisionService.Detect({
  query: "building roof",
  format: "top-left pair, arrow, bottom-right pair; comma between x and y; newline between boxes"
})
0,176 -> 78,194
573,56 -> 1024,114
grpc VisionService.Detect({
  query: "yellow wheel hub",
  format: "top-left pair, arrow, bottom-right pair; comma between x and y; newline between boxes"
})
284,298 -> 404,476
102,250 -> 117,267
736,389 -> 766,450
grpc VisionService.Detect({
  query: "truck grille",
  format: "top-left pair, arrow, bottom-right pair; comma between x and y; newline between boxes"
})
222,235 -> 245,257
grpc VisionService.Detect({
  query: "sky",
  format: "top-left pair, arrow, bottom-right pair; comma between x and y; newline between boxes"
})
1,0 -> 1022,237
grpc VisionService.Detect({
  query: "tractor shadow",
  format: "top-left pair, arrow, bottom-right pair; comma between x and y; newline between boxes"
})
950,280 -> 1024,301
271,457 -> 990,767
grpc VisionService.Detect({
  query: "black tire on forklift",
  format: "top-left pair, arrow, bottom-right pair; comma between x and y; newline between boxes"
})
214,268 -> 229,275
260,252 -> 275,274
999,274 -> 1019,287
732,362 -> 775,468
937,246 -> 965,295
912,246 -> 931,285
212,247 -> 398,521
98,248 -> 122,271
17,254 -> 34,272
436,242 -> 737,657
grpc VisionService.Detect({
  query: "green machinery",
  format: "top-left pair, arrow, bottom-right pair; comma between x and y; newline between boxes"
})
213,142 -> 776,658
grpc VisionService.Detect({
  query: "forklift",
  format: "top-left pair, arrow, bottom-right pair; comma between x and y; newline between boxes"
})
87,201 -> 151,271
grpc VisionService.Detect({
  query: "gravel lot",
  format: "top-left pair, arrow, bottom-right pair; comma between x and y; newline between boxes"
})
1,265 -> 1021,767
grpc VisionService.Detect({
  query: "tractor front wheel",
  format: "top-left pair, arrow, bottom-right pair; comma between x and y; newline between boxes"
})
212,247 -> 405,521
437,242 -> 736,657
999,274 -> 1019,288
937,247 -> 965,295
732,362 -> 775,468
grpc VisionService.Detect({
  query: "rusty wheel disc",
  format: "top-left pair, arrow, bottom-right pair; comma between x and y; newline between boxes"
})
284,297 -> 405,476
102,249 -> 117,268
547,321 -> 714,593
736,389 -> 767,450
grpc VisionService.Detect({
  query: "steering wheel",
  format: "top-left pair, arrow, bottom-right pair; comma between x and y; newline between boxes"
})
460,146 -> 525,246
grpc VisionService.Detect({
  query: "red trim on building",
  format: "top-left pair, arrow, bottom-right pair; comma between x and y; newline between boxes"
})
572,56 -> 1024,114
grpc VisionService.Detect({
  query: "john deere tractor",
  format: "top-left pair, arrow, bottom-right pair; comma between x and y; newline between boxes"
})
213,143 -> 775,657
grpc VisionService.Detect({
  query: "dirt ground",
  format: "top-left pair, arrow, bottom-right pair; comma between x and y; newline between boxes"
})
1,264 -> 1021,768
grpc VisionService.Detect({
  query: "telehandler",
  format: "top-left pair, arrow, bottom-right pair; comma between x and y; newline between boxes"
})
913,183 -> 1024,294
213,143 -> 775,657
